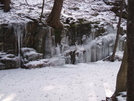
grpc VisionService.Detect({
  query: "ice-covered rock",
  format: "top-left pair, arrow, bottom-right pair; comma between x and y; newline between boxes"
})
22,59 -> 49,69
0,52 -> 19,69
0,20 -> 125,69
21,47 -> 43,63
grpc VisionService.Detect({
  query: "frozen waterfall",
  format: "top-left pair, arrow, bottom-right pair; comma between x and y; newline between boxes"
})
44,26 -> 124,64
6,22 -> 124,69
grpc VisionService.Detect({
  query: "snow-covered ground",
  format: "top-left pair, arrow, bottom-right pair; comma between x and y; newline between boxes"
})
0,0 -> 126,29
0,0 -> 126,101
0,61 -> 121,101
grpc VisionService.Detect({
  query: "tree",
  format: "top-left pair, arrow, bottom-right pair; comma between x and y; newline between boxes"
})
4,0 -> 10,12
25,0 -> 29,6
111,0 -> 124,62
112,43 -> 127,97
127,0 -> 134,100
46,0 -> 64,29
0,0 -> 10,12
40,0 -> 45,22
112,0 -> 134,100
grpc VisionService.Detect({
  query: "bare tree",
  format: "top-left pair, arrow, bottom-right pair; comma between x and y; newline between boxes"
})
40,0 -> 45,22
113,43 -> 127,96
25,0 -> 29,6
111,0 -> 124,61
46,0 -> 64,29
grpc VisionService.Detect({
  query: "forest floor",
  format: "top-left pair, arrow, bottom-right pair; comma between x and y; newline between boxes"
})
0,60 -> 122,101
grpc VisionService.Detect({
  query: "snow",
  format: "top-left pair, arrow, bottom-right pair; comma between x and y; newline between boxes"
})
0,0 -> 126,101
116,92 -> 127,101
0,61 -> 121,101
0,0 -> 126,30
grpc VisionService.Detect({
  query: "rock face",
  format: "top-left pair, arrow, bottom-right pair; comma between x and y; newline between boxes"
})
0,20 -> 125,69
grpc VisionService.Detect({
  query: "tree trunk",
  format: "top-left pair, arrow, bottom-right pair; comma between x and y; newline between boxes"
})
40,0 -> 45,22
46,0 -> 63,29
3,0 -> 10,12
114,43 -> 127,95
25,0 -> 29,6
127,0 -> 134,101
111,0 -> 123,62
0,0 -> 3,3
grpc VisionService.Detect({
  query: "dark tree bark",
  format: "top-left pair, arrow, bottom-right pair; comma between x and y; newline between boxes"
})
127,0 -> 134,101
0,0 -> 4,4
113,43 -> 127,95
4,0 -> 10,12
46,0 -> 63,29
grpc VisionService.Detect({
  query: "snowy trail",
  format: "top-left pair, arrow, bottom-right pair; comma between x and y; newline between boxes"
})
0,61 -> 120,101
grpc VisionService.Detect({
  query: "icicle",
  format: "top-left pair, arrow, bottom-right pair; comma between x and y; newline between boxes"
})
42,23 -> 123,64
91,44 -> 97,62
55,44 -> 61,56
75,54 -> 79,64
87,48 -> 92,62
78,52 -> 84,63
96,45 -> 102,60
61,29 -> 68,45
49,27 -> 55,57
13,23 -> 24,68
44,27 -> 54,58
